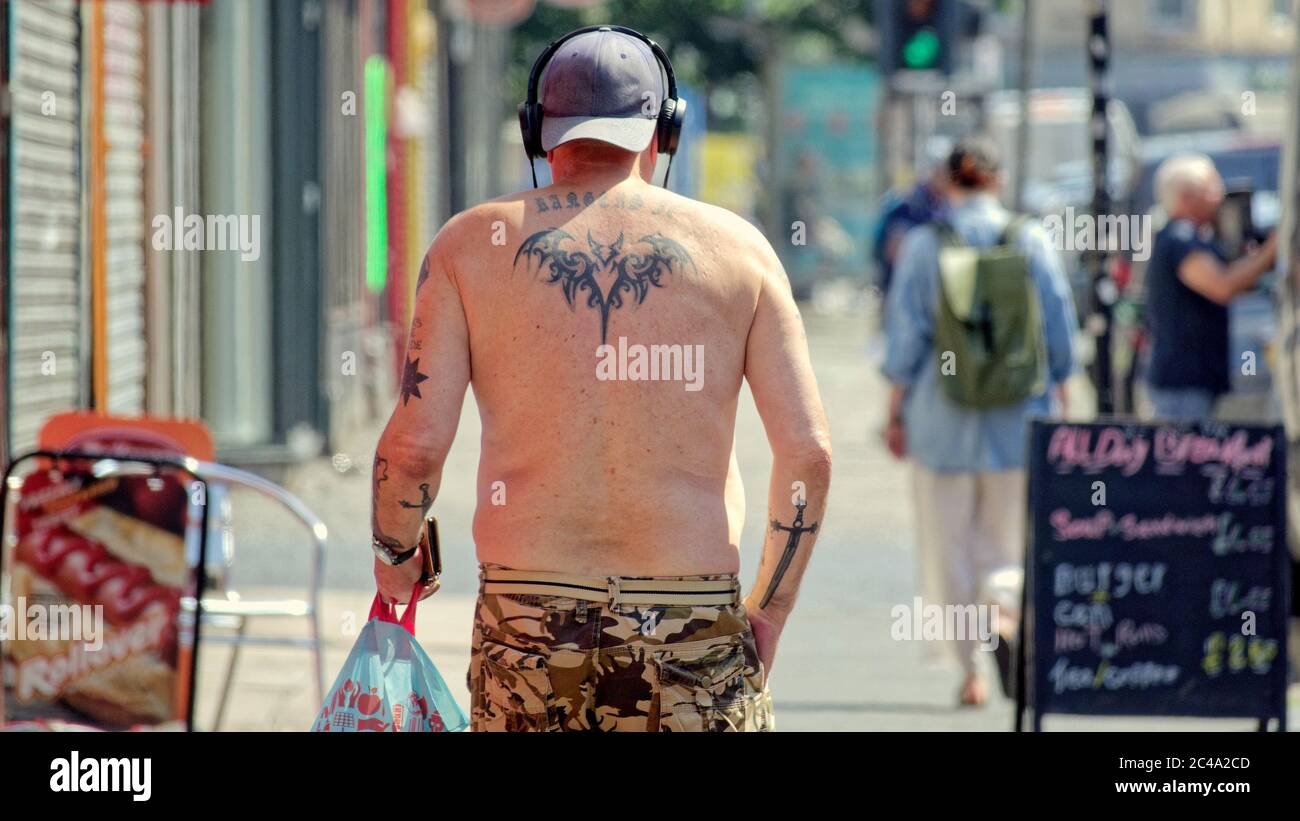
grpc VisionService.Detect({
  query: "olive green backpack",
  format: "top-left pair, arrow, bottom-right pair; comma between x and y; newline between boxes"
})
933,216 -> 1047,408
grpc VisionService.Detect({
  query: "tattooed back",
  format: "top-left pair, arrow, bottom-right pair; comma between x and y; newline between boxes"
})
435,179 -> 778,576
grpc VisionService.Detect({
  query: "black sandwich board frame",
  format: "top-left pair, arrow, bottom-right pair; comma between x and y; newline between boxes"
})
1014,420 -> 1289,732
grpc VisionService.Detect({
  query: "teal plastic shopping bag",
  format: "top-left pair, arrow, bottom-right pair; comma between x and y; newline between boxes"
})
312,582 -> 467,732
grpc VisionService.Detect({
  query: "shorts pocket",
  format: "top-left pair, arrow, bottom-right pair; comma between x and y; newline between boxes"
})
654,638 -> 769,732
473,641 -> 557,732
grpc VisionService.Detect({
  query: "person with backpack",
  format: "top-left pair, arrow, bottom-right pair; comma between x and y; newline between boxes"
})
881,136 -> 1077,707
872,163 -> 950,301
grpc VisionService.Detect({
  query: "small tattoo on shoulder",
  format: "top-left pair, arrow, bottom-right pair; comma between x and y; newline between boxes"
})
531,190 -> 673,216
415,255 -> 430,291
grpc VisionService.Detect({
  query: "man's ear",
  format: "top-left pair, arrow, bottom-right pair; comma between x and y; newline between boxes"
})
639,135 -> 659,182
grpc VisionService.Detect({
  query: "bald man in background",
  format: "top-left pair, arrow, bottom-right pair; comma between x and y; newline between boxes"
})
1144,152 -> 1277,420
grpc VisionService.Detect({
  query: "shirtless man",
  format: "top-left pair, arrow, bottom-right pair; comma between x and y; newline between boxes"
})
370,25 -> 831,732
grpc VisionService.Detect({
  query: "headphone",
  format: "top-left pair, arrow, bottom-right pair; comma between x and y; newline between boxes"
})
518,24 -> 686,188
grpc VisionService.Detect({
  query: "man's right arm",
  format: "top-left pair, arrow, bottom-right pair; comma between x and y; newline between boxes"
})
1178,232 -> 1277,305
741,232 -> 833,678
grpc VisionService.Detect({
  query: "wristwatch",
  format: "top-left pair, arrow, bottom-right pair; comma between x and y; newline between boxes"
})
371,535 -> 419,567
372,516 -> 442,590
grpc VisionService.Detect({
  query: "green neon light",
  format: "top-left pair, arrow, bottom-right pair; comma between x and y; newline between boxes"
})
364,56 -> 391,294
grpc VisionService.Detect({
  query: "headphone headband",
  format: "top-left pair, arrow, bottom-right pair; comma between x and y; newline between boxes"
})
519,24 -> 685,188
525,24 -> 678,110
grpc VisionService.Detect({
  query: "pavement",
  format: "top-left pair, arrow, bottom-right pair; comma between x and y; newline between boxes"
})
200,307 -> 1299,731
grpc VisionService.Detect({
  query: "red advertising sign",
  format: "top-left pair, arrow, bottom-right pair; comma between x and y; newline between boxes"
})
1,413 -> 212,730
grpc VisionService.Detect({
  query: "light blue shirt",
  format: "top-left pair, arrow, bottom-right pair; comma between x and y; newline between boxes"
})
882,194 -> 1078,473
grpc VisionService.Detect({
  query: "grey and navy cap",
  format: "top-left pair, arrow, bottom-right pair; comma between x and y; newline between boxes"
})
540,28 -> 665,153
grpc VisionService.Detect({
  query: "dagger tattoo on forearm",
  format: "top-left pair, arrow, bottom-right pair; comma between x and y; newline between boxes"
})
759,500 -> 819,609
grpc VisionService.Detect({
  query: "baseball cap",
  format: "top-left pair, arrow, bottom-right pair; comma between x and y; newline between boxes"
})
539,27 -> 665,153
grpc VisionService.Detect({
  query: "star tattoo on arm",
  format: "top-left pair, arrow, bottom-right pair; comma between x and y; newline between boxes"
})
400,356 -> 429,405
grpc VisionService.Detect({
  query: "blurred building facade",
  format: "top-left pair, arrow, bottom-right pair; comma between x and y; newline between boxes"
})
1022,0 -> 1295,132
1032,0 -> 1294,55
0,0 -> 494,467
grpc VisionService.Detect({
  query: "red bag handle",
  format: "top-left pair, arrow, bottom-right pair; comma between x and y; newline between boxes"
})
367,581 -> 424,635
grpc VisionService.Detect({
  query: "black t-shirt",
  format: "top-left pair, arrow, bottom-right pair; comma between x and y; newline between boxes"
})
1146,219 -> 1230,395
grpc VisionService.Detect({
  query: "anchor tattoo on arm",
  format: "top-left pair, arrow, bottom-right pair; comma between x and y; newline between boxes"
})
399,482 -> 432,510
759,500 -> 819,609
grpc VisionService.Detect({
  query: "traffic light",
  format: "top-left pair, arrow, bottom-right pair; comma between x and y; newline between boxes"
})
877,0 -> 960,76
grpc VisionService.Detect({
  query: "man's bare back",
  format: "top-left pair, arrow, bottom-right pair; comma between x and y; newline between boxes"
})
439,177 -> 769,576
373,144 -> 828,624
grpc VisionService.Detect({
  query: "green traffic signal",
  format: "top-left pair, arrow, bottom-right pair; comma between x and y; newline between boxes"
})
902,28 -> 941,69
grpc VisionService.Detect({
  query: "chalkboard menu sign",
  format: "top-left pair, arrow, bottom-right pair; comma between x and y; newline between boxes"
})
1018,420 -> 1289,731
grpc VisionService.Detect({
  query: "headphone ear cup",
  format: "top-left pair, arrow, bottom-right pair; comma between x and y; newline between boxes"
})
518,102 -> 542,159
659,97 -> 685,155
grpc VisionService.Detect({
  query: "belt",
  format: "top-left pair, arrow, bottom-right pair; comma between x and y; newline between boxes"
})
481,567 -> 741,607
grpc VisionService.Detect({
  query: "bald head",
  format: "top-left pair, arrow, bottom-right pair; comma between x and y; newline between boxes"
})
1154,152 -> 1224,223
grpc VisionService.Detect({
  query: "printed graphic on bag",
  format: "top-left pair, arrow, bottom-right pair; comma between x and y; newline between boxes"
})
313,680 -> 450,733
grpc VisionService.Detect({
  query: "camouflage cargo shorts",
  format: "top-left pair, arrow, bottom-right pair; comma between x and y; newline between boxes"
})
468,566 -> 775,732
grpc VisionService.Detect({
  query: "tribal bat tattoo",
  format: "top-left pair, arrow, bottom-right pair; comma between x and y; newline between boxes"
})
513,229 -> 696,344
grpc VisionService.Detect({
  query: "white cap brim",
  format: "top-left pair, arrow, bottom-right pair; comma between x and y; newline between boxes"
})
541,115 -> 657,153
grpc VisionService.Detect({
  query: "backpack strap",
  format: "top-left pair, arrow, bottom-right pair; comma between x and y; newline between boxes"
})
999,214 -> 1034,247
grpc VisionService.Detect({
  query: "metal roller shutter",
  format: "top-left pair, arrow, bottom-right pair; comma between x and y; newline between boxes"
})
101,0 -> 146,413
7,0 -> 83,455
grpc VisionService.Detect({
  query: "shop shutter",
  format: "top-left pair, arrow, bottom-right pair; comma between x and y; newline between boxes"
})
101,0 -> 147,413
7,0 -> 83,454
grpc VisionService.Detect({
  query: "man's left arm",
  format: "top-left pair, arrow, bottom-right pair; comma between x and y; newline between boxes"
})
371,234 -> 471,603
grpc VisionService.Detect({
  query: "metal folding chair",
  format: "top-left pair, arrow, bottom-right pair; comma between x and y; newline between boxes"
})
193,462 -> 326,731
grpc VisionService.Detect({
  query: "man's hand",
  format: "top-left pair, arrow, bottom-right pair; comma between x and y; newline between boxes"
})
883,417 -> 907,460
374,553 -> 436,604
744,601 -> 782,684
883,384 -> 907,460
